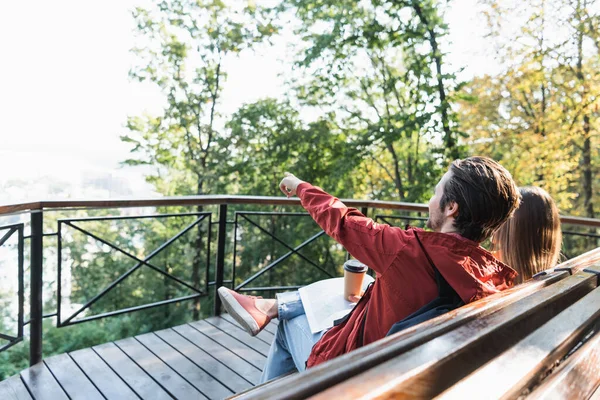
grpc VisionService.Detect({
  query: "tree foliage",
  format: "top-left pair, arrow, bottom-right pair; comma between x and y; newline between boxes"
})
2,0 -> 599,380
462,0 -> 600,216
281,0 -> 463,201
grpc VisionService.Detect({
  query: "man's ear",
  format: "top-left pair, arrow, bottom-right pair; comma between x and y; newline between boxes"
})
444,201 -> 459,218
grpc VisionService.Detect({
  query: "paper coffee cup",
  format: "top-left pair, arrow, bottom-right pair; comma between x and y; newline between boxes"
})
343,259 -> 369,300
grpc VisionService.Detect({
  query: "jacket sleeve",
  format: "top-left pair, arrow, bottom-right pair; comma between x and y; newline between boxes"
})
297,183 -> 411,275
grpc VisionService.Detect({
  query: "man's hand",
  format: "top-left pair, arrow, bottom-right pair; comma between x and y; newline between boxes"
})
348,290 -> 365,303
279,172 -> 305,197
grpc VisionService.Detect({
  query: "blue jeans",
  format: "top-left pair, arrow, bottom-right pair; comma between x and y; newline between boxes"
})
259,291 -> 325,383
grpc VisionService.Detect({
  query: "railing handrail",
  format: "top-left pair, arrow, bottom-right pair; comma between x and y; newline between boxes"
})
1,195 -> 599,228
0,195 -> 427,216
0,193 -> 598,370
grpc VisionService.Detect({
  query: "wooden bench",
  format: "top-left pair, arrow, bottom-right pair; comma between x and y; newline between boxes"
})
232,247 -> 600,400
526,313 -> 600,400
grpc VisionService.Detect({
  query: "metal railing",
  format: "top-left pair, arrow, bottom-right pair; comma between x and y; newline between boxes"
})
56,212 -> 211,327
232,211 -> 334,293
0,195 -> 598,367
0,224 -> 24,353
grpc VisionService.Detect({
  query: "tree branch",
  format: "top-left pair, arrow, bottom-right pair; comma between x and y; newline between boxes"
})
371,155 -> 395,184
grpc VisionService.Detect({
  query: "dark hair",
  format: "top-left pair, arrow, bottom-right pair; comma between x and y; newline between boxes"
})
440,156 -> 521,242
493,187 -> 562,283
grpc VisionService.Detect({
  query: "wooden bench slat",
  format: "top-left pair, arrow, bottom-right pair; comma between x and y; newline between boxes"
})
310,271 -> 598,399
44,354 -> 104,400
0,375 -> 33,400
154,328 -> 252,394
69,347 -> 139,400
20,362 -> 68,400
92,342 -> 174,400
172,323 -> 262,385
438,286 -> 600,399
549,246 -> 600,275
136,332 -> 233,399
230,270 -> 570,400
527,324 -> 600,400
205,316 -> 272,355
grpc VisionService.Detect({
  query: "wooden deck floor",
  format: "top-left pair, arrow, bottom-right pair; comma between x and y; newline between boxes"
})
0,314 -> 278,400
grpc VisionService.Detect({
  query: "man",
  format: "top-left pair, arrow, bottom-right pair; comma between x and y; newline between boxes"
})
219,156 -> 521,382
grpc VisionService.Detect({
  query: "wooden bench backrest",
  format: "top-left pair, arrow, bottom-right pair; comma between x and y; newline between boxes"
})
527,311 -> 600,400
438,282 -> 600,399
311,270 -> 599,399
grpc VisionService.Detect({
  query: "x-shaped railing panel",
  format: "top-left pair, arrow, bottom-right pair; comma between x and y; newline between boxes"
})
0,223 -> 24,353
233,211 -> 335,292
374,214 -> 428,228
57,213 -> 211,326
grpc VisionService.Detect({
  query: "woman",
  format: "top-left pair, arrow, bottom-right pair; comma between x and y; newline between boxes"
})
493,186 -> 562,283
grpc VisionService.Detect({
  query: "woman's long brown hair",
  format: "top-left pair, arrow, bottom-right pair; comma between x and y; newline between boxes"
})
494,186 -> 562,283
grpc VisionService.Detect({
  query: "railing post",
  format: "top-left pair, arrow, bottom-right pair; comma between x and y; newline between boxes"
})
30,211 -> 43,365
214,204 -> 227,316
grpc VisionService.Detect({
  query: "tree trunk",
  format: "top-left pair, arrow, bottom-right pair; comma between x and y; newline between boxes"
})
386,143 -> 404,200
582,125 -> 594,218
575,0 -> 594,219
411,1 -> 456,161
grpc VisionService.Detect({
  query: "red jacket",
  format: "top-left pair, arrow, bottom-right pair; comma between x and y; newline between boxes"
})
297,183 -> 517,368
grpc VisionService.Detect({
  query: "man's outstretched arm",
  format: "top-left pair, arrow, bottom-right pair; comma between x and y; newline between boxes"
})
279,173 -> 411,276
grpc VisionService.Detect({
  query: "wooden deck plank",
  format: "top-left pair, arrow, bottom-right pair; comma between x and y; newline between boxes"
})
0,375 -> 33,400
20,362 -> 68,400
8,315 -> 276,399
69,348 -> 139,400
44,354 -> 104,400
219,312 -> 275,337
220,313 -> 275,344
115,337 -> 207,400
154,328 -> 252,394
263,324 -> 276,335
93,342 -> 172,400
136,332 -> 233,399
263,318 -> 278,334
189,320 -> 266,369
205,317 -> 272,355
172,324 -> 262,385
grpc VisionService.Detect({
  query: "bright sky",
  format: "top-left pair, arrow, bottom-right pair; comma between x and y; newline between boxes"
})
0,0 -> 496,203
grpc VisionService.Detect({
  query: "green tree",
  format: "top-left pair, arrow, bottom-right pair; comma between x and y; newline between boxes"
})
464,0 -> 600,216
226,98 -> 359,196
122,0 -> 277,317
277,0 -> 462,202
124,0 -> 277,196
